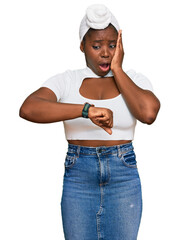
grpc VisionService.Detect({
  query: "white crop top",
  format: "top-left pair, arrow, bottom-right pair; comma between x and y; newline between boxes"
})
41,67 -> 153,140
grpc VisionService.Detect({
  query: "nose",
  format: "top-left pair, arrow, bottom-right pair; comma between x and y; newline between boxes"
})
101,46 -> 109,58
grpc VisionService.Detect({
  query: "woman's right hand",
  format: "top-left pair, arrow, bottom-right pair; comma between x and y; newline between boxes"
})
88,106 -> 113,135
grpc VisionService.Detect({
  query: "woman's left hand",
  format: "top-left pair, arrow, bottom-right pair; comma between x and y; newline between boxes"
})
110,30 -> 124,71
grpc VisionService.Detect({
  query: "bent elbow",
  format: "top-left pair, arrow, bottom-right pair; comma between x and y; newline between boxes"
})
143,101 -> 161,125
145,116 -> 156,125
19,105 -> 31,120
141,113 -> 157,125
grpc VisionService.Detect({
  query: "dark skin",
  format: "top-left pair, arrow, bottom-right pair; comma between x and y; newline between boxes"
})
68,25 -> 160,147
19,25 -> 160,147
68,25 -> 129,146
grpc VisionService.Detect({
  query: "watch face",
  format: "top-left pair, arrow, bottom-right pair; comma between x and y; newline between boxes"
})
82,103 -> 91,118
84,104 -> 89,111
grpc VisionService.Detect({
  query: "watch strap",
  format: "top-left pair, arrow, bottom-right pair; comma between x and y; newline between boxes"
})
82,102 -> 92,118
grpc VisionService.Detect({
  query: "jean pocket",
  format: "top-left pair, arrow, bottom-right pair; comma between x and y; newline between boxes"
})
120,150 -> 137,168
64,152 -> 78,169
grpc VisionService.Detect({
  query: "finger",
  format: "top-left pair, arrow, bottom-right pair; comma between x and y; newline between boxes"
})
96,118 -> 109,128
117,30 -> 121,48
95,118 -> 105,127
117,30 -> 122,46
101,125 -> 112,135
109,119 -> 113,128
119,30 -> 124,49
103,119 -> 111,127
96,116 -> 108,122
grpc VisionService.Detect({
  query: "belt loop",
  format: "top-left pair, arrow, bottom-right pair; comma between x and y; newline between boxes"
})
77,145 -> 80,158
117,145 -> 121,157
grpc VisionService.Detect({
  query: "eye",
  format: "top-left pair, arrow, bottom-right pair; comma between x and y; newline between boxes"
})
110,44 -> 116,49
92,46 -> 100,50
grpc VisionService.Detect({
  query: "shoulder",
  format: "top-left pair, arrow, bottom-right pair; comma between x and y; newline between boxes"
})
40,68 -> 85,101
49,69 -> 73,81
125,69 -> 154,92
58,68 -> 86,79
44,68 -> 80,83
43,68 -> 86,86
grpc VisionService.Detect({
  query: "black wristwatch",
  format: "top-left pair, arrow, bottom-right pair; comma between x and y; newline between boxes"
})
82,102 -> 94,118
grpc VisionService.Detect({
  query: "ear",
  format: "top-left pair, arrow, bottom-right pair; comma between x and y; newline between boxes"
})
80,41 -> 84,53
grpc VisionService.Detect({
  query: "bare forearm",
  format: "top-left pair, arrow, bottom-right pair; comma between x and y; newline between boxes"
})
19,97 -> 84,123
112,67 -> 160,124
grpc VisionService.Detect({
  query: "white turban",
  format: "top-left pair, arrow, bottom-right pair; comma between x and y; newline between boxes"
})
79,4 -> 120,42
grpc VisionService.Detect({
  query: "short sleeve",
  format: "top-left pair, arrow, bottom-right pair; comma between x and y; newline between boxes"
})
40,70 -> 70,102
126,69 -> 153,92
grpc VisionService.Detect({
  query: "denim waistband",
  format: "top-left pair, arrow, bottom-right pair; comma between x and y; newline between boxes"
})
67,142 -> 134,156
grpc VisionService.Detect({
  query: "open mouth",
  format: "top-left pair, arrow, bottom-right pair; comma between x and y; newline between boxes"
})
99,63 -> 110,72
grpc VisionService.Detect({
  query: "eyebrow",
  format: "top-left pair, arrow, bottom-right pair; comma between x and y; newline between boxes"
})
93,40 -> 116,43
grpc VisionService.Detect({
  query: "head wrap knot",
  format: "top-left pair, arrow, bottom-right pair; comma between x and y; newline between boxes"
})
79,4 -> 120,42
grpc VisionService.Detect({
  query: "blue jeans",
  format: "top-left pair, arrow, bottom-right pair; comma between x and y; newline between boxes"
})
60,142 -> 142,240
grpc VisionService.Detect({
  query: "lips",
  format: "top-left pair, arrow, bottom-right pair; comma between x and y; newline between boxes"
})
99,63 -> 110,72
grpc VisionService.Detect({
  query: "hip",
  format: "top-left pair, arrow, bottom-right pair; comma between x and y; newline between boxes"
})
63,141 -> 140,187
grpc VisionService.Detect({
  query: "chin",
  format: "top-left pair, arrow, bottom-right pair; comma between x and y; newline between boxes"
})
99,69 -> 111,77
96,67 -> 111,77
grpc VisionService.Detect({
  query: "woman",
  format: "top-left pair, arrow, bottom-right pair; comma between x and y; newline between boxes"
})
19,4 -> 160,240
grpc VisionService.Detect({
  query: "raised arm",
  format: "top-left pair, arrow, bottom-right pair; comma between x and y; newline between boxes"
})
112,69 -> 160,124
19,87 -> 85,123
111,30 -> 160,124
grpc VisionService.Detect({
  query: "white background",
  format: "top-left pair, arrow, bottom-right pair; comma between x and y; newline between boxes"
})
1,0 -> 179,239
